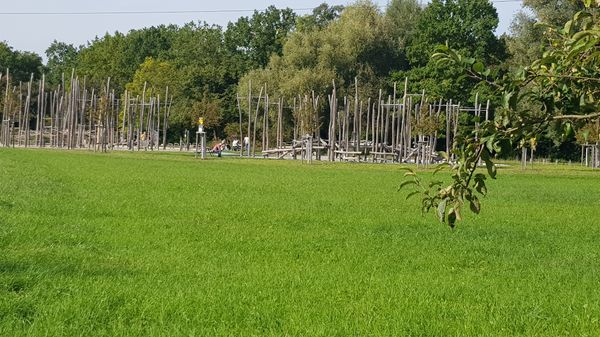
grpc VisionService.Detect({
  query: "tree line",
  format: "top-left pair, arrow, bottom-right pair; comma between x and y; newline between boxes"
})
0,0 -> 591,159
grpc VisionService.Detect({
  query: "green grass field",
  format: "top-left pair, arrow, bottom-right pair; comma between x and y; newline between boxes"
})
1,148 -> 599,336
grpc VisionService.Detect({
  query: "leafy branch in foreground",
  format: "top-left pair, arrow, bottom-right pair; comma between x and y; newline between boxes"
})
402,3 -> 600,228
400,128 -> 498,228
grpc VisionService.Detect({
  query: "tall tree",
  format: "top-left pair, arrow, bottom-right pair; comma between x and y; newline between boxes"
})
408,0 -> 505,66
0,42 -> 43,82
77,25 -> 177,92
77,32 -> 130,91
396,0 -> 506,102
505,2 -> 596,158
169,22 -> 230,98
522,0 -> 585,26
507,0 -> 586,66
45,40 -> 79,86
225,6 -> 296,69
296,3 -> 344,32
245,0 -> 394,97
126,57 -> 178,97
386,0 -> 422,50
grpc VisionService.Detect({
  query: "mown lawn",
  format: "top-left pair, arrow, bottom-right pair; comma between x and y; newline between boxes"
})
1,148 -> 599,336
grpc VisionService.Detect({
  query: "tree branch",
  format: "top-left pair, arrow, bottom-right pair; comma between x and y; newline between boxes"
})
553,112 -> 600,120
466,69 -> 503,89
536,74 -> 600,82
465,144 -> 485,187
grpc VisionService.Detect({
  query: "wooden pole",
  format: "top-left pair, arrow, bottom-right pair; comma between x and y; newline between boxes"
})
365,98 -> 371,161
251,86 -> 264,157
24,74 -> 33,148
247,80 -> 252,157
328,81 -> 337,161
162,87 -> 169,150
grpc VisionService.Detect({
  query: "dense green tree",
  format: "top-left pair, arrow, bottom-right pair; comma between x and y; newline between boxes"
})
45,40 -> 79,86
394,0 -> 506,102
77,26 -> 177,92
167,92 -> 224,141
386,0 -> 422,50
507,0 -> 586,66
225,6 -> 296,69
523,0 -> 585,26
505,2 -> 597,158
169,23 -> 230,98
126,57 -> 178,97
2,0 -> 545,147
505,12 -> 543,66
296,3 -> 344,32
241,1 -> 395,100
77,32 -> 130,91
408,0 -> 506,66
167,23 -> 244,138
0,42 -> 43,82
123,25 -> 177,63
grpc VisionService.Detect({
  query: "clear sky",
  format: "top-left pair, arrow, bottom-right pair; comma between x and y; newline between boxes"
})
0,0 -> 523,61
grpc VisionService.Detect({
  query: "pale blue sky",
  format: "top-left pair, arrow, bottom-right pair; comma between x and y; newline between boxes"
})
0,0 -> 523,61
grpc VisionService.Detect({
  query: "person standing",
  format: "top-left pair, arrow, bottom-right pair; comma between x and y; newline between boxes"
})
243,136 -> 250,156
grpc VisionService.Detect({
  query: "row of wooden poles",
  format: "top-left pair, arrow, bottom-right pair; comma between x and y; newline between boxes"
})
237,78 -> 490,164
1,68 -> 493,165
0,70 -> 173,151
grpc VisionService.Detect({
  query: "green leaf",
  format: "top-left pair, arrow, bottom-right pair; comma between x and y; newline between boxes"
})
406,191 -> 420,200
469,196 -> 481,214
435,44 -> 449,52
502,92 -> 514,110
485,135 -> 495,153
437,199 -> 447,223
574,11 -> 592,21
399,180 -> 417,190
447,49 -> 460,63
502,114 -> 510,127
493,141 -> 502,153
481,149 -> 497,179
400,167 -> 415,174
472,61 -> 484,73
429,181 -> 443,188
474,174 -> 487,195
485,160 -> 497,179
572,31 -> 592,43
431,52 -> 448,60
563,19 -> 574,34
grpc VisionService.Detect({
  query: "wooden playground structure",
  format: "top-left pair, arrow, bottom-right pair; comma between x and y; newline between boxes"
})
0,70 -> 173,152
237,78 -> 490,165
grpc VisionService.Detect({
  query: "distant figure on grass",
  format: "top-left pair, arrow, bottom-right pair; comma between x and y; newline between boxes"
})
211,140 -> 226,157
232,139 -> 240,151
243,136 -> 250,156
